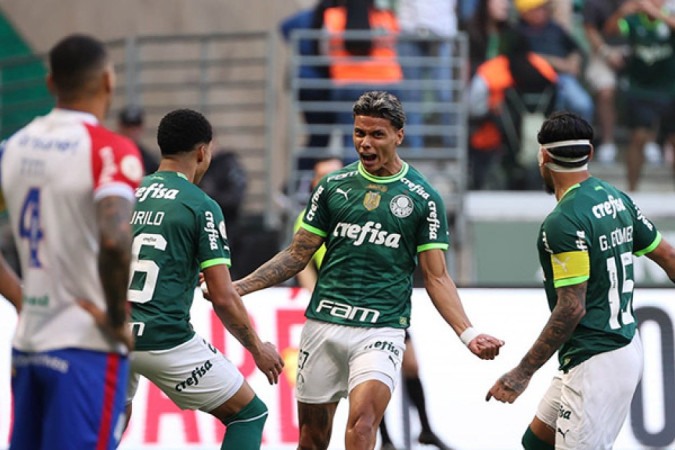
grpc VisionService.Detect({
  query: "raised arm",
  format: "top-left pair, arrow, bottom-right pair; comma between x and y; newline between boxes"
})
486,282 -> 586,403
96,195 -> 135,349
235,228 -> 324,296
203,262 -> 284,384
419,249 -> 504,359
645,238 -> 675,283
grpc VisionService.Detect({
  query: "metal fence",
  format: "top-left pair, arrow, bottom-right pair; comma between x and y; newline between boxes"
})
284,29 -> 470,277
0,32 -> 279,228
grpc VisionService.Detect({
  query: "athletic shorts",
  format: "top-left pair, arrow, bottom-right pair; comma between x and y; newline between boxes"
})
535,334 -> 643,449
10,348 -> 129,450
126,333 -> 244,412
295,319 -> 406,404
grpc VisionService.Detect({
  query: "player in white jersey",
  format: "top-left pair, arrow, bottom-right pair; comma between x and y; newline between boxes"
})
0,34 -> 142,450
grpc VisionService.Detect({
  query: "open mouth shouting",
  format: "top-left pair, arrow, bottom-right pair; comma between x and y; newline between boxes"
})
360,152 -> 377,166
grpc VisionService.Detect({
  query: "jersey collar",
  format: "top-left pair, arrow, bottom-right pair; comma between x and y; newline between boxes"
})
357,161 -> 409,184
51,108 -> 99,125
559,183 -> 581,201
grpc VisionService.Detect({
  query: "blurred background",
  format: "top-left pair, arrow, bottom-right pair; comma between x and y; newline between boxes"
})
0,1 -> 675,448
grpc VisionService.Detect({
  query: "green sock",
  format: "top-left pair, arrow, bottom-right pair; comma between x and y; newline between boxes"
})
522,426 -> 554,450
221,395 -> 268,450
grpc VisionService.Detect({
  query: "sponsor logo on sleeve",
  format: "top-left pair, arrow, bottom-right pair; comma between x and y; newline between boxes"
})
204,211 -> 220,250
427,201 -> 440,239
306,185 -> 324,222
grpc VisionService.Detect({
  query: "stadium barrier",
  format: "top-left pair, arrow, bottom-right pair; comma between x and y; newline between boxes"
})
0,287 -> 673,449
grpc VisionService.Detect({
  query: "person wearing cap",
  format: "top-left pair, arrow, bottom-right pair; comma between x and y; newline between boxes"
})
515,0 -> 594,124
486,112 -> 675,449
118,105 -> 160,174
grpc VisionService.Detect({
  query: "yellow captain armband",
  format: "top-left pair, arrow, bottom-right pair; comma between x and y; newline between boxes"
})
550,250 -> 590,287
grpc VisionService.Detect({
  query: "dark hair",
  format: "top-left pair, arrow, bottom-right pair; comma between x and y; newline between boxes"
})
118,105 -> 145,126
467,0 -> 509,71
538,112 -> 594,165
344,0 -> 374,56
504,30 -> 554,95
157,109 -> 213,156
48,34 -> 108,100
352,91 -> 406,130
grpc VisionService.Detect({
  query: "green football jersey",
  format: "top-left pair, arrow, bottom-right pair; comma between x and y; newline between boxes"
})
537,177 -> 661,371
128,171 -> 231,351
620,13 -> 675,95
300,161 -> 450,328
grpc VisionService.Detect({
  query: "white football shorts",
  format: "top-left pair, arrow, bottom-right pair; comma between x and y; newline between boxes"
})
126,333 -> 244,412
295,318 -> 406,404
535,333 -> 643,449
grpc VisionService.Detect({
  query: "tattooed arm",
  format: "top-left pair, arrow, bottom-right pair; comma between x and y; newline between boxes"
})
95,196 -> 134,349
645,238 -> 675,284
234,228 -> 325,296
204,262 -> 284,384
486,282 -> 587,403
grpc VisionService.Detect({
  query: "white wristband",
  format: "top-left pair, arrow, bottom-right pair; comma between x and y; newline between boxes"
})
459,327 -> 480,346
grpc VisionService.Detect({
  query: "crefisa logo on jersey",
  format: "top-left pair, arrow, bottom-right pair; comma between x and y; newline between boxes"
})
427,201 -> 441,239
135,183 -> 179,202
204,211 -> 220,250
390,195 -> 413,218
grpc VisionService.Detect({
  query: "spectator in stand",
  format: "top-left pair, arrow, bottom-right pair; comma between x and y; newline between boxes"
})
394,0 -> 458,150
324,0 -> 402,158
582,0 -> 629,164
280,1 -> 337,162
550,0 -> 575,31
468,30 -> 558,189
117,105 -> 160,174
605,0 -> 675,191
515,0 -> 594,123
466,0 -> 512,76
199,149 -> 248,279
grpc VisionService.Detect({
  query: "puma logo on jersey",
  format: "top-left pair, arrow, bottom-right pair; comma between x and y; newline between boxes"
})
136,183 -> 179,202
557,428 -> 570,440
336,187 -> 351,200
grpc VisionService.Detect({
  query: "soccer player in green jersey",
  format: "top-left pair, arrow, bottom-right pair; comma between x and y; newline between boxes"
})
235,90 -> 505,450
486,112 -> 675,449
125,109 -> 284,450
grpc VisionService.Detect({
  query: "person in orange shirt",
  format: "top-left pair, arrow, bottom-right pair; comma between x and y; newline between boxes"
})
324,0 -> 403,158
468,30 -> 558,189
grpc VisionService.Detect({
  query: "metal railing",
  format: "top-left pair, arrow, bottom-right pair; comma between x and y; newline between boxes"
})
0,32 -> 279,228
284,29 -> 470,276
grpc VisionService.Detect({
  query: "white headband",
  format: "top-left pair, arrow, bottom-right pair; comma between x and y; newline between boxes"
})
541,139 -> 592,149
544,162 -> 589,172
